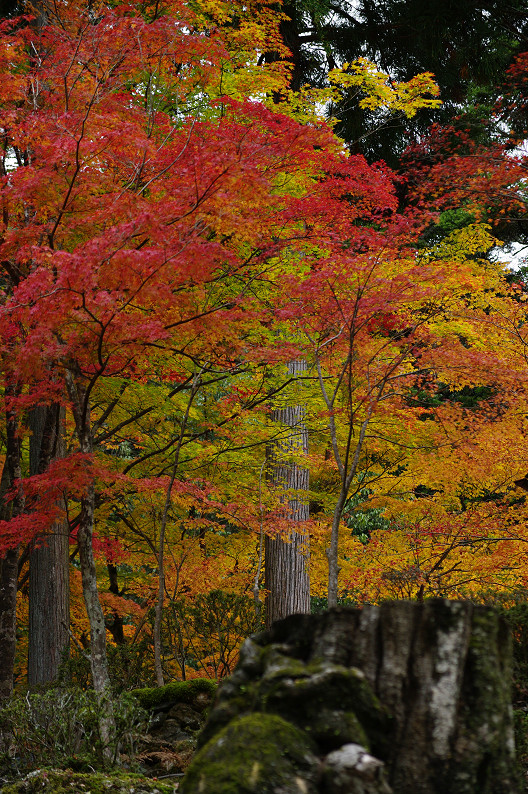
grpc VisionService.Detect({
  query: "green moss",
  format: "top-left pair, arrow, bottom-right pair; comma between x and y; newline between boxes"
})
2,770 -> 178,794
131,679 -> 217,711
257,649 -> 311,682
180,712 -> 319,794
259,661 -> 391,755
197,687 -> 257,748
304,708 -> 368,751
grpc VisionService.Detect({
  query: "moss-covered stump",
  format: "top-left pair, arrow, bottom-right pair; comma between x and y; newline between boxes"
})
1,770 -> 179,793
182,600 -> 520,794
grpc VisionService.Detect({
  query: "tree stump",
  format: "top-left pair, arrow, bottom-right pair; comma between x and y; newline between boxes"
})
181,600 -> 520,794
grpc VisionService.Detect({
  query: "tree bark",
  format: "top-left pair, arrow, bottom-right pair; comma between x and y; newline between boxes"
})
106,564 -> 125,645
265,360 -> 310,628
77,479 -> 112,698
28,404 -> 70,686
0,546 -> 18,700
326,489 -> 347,608
0,384 -> 24,700
66,368 -> 114,754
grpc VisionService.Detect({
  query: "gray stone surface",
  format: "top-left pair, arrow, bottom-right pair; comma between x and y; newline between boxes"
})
323,743 -> 392,794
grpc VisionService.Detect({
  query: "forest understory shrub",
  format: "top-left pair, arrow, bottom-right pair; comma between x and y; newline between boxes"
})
59,638 -> 156,694
0,688 -> 149,778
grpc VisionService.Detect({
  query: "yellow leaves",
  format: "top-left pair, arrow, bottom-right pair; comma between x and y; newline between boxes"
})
191,0 -> 234,24
328,58 -> 441,119
212,18 -> 291,103
0,32 -> 28,106
175,9 -> 440,131
275,84 -> 339,127
428,223 -> 501,265
338,503 -> 528,604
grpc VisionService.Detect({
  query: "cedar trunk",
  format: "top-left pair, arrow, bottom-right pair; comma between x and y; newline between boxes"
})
265,360 -> 310,628
0,386 -> 24,699
0,546 -> 18,700
191,601 -> 520,794
28,404 -> 70,686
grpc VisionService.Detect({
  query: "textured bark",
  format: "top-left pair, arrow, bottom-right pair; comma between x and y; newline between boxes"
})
28,404 -> 70,686
279,601 -> 518,794
0,386 -> 24,700
0,546 -> 18,700
326,489 -> 347,608
191,600 -> 519,794
77,480 -> 112,697
265,360 -> 310,628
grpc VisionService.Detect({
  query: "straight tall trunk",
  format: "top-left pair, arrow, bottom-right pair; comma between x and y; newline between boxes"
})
0,384 -> 24,700
28,404 -> 70,686
265,360 -> 310,628
0,546 -> 18,700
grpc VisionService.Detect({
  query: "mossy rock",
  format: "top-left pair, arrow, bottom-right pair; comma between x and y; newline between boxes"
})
259,661 -> 389,753
1,770 -> 179,794
180,712 -> 320,794
131,679 -> 217,711
197,691 -> 257,748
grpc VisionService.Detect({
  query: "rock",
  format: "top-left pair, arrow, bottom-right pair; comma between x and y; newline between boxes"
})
322,744 -> 392,794
166,703 -> 202,732
130,679 -> 216,777
179,712 -> 320,794
259,660 -> 385,752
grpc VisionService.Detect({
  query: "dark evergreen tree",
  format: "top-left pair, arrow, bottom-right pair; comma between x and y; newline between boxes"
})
278,0 -> 528,163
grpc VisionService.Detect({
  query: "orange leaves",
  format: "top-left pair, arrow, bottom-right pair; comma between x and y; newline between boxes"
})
342,503 -> 528,604
2,0 -> 528,677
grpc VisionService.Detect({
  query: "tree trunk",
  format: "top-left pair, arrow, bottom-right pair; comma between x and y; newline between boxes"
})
77,480 -> 112,699
265,360 -> 310,628
326,489 -> 347,608
0,384 -> 24,700
0,546 -> 18,700
278,4 -> 305,93
106,564 -> 125,645
66,369 -> 114,754
153,513 -> 166,686
28,404 -> 70,686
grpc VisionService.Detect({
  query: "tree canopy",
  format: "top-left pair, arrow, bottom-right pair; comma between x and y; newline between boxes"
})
1,0 -> 528,694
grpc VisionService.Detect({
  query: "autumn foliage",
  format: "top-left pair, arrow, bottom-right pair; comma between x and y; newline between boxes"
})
1,0 -> 528,689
